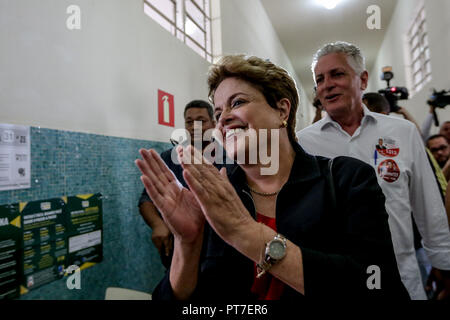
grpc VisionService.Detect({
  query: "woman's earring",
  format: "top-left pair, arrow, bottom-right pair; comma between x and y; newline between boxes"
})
282,120 -> 288,128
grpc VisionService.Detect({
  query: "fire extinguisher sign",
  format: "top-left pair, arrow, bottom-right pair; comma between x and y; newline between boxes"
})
158,89 -> 175,127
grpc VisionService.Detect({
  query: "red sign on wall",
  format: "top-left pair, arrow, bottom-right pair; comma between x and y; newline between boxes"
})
158,89 -> 175,127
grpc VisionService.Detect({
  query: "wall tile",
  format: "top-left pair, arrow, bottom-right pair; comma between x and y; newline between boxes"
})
0,127 -> 171,299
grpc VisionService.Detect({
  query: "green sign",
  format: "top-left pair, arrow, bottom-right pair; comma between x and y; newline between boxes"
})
66,193 -> 103,269
2,193 -> 104,297
20,198 -> 67,293
0,203 -> 21,299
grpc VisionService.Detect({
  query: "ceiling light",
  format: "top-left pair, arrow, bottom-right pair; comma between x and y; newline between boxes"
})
316,0 -> 341,10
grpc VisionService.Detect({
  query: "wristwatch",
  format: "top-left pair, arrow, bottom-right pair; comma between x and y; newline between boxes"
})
256,233 -> 287,278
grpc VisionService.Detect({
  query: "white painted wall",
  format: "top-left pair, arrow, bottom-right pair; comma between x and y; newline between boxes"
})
0,0 -> 211,142
367,0 -> 450,134
220,0 -> 312,130
0,0 -> 309,142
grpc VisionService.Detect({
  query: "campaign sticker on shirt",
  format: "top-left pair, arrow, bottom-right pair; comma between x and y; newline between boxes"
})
375,137 -> 399,157
377,159 -> 400,183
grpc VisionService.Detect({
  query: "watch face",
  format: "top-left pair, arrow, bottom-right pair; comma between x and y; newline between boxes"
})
268,240 -> 285,260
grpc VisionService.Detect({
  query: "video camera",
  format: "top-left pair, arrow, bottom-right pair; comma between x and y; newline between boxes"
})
428,89 -> 450,108
378,66 -> 409,113
427,89 -> 450,126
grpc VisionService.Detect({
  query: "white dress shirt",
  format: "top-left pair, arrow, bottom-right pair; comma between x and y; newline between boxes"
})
296,105 -> 450,300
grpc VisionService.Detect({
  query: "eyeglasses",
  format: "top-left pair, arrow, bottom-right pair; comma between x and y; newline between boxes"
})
170,137 -> 215,147
170,138 -> 179,146
430,145 -> 449,153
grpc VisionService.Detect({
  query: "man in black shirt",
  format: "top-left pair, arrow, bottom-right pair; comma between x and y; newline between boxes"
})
138,100 -> 216,268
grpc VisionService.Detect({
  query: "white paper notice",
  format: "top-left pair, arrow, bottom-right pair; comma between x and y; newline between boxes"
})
0,124 -> 31,191
68,230 -> 102,253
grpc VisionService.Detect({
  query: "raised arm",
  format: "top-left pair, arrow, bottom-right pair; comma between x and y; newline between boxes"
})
421,106 -> 435,142
178,146 -> 407,298
395,106 -> 422,135
179,145 -> 305,294
136,148 -> 204,300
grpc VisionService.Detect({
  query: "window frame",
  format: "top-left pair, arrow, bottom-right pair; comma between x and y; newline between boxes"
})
405,2 -> 432,95
143,0 -> 213,62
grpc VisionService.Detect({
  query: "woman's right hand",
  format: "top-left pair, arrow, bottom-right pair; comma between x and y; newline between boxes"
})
135,149 -> 205,244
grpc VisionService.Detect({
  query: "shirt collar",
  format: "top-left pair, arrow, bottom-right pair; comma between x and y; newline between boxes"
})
361,104 -> 378,124
319,103 -> 377,131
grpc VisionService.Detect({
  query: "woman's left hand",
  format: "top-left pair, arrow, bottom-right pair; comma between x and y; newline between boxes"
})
136,148 -> 205,244
178,145 -> 254,244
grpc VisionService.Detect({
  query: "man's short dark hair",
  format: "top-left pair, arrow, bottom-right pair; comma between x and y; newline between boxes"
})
184,100 -> 214,120
426,134 -> 447,147
362,92 -> 390,114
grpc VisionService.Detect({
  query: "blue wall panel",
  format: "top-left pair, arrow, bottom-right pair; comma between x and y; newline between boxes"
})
0,127 -> 171,299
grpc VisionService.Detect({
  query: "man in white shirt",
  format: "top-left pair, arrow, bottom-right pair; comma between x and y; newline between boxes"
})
297,41 -> 450,300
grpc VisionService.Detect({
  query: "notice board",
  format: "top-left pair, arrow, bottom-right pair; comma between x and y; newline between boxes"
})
0,203 -> 21,299
0,193 -> 102,298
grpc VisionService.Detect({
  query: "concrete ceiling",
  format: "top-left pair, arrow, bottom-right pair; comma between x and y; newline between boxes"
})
260,0 -> 398,102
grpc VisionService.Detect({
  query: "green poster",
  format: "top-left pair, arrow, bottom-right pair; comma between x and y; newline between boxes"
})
0,203 -> 21,299
1,193 -> 103,297
66,193 -> 103,270
19,198 -> 67,294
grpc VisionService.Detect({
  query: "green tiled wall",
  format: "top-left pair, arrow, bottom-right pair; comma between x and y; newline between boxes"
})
0,127 -> 170,299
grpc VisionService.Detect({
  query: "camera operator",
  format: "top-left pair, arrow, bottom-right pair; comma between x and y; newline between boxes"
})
362,92 -> 422,132
422,105 -> 450,144
421,89 -> 450,146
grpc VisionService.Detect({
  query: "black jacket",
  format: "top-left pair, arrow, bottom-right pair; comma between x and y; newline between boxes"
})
153,143 -> 409,300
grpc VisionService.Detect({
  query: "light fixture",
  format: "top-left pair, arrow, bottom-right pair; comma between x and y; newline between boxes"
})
316,0 -> 341,10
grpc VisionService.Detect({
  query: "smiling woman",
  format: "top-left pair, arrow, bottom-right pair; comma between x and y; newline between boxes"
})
212,77 -> 285,167
136,55 -> 409,301
208,55 -> 299,145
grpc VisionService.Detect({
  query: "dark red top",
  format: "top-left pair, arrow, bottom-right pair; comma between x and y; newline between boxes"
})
250,213 -> 285,300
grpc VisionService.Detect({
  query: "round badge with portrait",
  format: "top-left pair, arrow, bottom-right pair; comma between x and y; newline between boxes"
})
377,159 -> 400,183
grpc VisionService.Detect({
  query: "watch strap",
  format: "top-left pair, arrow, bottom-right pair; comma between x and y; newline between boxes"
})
256,233 -> 287,278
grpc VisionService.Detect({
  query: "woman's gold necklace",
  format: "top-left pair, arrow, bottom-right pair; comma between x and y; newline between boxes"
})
247,185 -> 282,197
